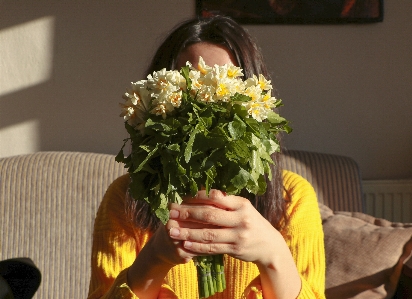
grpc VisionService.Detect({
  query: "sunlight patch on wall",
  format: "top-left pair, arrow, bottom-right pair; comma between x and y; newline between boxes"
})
0,16 -> 55,97
0,119 -> 40,158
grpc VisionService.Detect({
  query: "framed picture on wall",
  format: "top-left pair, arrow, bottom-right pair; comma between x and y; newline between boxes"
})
196,0 -> 384,24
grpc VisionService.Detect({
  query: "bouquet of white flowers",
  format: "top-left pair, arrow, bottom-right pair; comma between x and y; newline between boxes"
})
116,57 -> 291,298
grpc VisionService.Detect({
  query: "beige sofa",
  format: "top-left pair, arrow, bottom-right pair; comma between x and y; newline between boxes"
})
0,151 -> 411,298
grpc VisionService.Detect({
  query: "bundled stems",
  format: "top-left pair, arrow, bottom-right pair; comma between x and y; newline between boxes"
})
195,254 -> 226,298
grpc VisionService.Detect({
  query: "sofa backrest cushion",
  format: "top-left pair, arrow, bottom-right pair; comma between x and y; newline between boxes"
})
281,150 -> 364,212
0,151 -> 126,298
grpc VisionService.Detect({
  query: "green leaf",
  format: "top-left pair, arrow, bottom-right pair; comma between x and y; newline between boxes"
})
266,111 -> 287,125
184,125 -> 199,163
261,138 -> 279,156
166,143 -> 180,152
188,178 -> 198,196
250,150 -> 264,177
244,117 -> 261,136
251,134 -> 273,163
115,139 -> 128,163
231,93 -> 251,103
205,166 -> 217,195
155,207 -> 169,225
226,139 -> 251,163
134,144 -> 159,173
230,167 -> 252,190
284,124 -> 293,134
145,118 -> 172,132
181,66 -> 192,90
172,191 -> 183,204
228,114 -> 246,140
129,172 -> 152,201
125,122 -> 139,138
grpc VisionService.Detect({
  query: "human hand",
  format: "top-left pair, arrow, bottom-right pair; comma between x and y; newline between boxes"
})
166,189 -> 285,268
127,202 -> 223,298
147,204 -> 221,267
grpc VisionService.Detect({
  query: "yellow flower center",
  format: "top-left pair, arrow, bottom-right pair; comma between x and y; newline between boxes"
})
169,93 -> 181,107
216,83 -> 229,97
198,63 -> 207,75
227,69 -> 236,78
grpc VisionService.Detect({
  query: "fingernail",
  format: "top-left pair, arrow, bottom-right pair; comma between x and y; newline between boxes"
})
184,241 -> 192,248
169,227 -> 180,237
169,209 -> 179,219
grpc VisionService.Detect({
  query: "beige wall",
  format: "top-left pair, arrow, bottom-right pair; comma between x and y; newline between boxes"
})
1,1 -> 411,180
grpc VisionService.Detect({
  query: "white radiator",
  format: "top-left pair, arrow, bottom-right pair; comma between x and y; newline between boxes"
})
363,180 -> 412,223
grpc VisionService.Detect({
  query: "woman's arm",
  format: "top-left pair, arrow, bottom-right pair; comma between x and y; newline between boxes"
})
88,175 -> 140,299
126,223 -> 192,298
281,171 -> 326,298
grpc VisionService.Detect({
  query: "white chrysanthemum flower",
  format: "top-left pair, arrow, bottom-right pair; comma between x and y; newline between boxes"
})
165,70 -> 186,89
213,76 -> 241,102
151,90 -> 182,116
147,69 -> 185,94
119,98 -> 136,121
120,82 -> 151,134
147,68 -> 166,89
150,103 -> 169,119
189,69 -> 203,91
249,104 -> 267,122
197,56 -> 213,75
257,74 -> 272,91
259,91 -> 277,110
244,85 -> 263,102
196,85 -> 216,103
231,77 -> 246,95
168,91 -> 182,107
240,89 -> 277,121
215,80 -> 231,102
227,65 -> 243,78
245,74 -> 272,91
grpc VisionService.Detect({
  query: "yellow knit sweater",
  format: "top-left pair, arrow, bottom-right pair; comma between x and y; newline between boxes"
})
88,170 -> 325,299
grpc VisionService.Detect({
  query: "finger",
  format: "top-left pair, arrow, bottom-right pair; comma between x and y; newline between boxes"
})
169,205 -> 240,227
167,218 -> 219,230
182,240 -> 241,257
173,243 -> 197,264
161,225 -> 197,264
169,226 -> 237,245
183,189 -> 246,210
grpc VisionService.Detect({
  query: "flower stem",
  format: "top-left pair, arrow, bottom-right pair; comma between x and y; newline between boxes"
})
195,254 -> 225,298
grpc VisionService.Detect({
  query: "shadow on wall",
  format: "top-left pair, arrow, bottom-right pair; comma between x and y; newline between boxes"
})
0,2 -> 192,157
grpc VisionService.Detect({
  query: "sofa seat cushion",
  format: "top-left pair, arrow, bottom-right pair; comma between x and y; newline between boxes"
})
320,204 -> 412,299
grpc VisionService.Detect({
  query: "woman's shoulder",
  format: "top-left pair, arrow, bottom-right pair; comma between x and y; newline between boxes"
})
281,170 -> 322,231
100,174 -> 130,208
282,170 -> 315,194
107,173 -> 130,193
282,170 -> 318,210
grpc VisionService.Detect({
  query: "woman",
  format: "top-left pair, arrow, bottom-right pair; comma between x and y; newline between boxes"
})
88,15 -> 325,299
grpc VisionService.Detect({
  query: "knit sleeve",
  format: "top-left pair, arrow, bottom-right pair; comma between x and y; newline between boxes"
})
87,175 -> 179,299
281,171 -> 326,299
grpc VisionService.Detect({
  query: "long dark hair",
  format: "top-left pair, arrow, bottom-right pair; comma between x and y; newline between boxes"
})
127,15 -> 287,231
